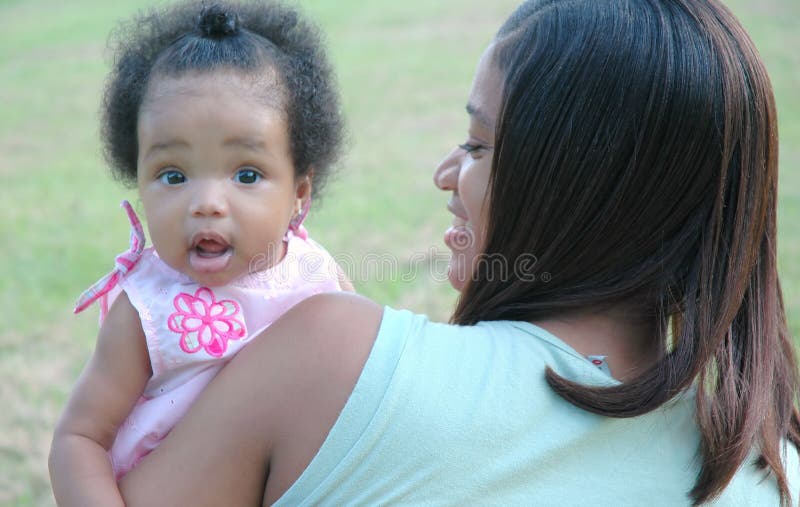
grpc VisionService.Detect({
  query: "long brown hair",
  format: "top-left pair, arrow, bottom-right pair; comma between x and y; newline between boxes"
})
452,0 -> 800,504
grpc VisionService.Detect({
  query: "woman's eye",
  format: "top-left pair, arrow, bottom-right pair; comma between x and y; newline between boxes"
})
158,170 -> 186,185
235,168 -> 261,184
458,142 -> 490,159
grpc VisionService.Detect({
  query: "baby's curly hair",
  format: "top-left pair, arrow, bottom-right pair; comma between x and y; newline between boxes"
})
102,0 -> 344,198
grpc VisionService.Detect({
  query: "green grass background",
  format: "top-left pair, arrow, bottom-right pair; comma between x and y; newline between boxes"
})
0,0 -> 797,504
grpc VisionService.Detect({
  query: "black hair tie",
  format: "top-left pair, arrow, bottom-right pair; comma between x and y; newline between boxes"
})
198,4 -> 239,38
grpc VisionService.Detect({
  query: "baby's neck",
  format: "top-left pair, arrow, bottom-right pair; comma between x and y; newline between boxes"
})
247,239 -> 289,278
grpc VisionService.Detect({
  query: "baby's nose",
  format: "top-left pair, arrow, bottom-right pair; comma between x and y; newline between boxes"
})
190,181 -> 229,217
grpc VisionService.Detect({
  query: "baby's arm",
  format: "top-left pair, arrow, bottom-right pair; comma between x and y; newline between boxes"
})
49,292 -> 151,507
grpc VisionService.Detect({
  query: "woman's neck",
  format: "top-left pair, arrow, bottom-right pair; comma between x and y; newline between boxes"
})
533,308 -> 660,381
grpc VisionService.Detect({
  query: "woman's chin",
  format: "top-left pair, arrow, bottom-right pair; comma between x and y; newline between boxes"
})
446,254 -> 472,293
447,269 -> 466,292
444,225 -> 478,292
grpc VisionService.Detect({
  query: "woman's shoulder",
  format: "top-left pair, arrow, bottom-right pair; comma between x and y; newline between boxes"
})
267,292 -> 385,386
280,291 -> 384,332
275,300 -> 617,390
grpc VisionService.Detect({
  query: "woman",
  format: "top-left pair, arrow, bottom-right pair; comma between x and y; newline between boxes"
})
119,0 -> 799,505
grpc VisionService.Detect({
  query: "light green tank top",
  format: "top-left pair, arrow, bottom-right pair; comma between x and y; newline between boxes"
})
274,307 -> 798,506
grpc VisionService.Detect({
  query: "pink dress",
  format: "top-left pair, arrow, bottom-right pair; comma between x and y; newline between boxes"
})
75,201 -> 342,478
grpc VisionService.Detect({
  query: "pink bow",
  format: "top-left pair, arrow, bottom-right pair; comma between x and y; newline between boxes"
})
74,200 -> 145,316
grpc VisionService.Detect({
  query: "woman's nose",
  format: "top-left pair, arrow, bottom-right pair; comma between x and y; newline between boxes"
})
434,147 -> 460,191
190,180 -> 229,217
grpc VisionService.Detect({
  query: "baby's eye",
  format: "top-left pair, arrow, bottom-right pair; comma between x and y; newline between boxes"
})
234,168 -> 262,184
158,170 -> 186,185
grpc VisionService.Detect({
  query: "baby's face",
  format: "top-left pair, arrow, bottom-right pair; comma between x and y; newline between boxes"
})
136,71 -> 306,287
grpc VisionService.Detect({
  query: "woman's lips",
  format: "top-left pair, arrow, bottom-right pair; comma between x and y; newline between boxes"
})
451,215 -> 467,227
447,201 -> 468,222
444,225 -> 475,251
444,199 -> 473,250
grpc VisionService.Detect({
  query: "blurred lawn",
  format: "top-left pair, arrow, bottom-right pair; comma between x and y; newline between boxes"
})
0,0 -> 797,505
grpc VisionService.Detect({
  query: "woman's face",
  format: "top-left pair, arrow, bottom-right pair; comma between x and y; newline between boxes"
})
434,45 -> 502,292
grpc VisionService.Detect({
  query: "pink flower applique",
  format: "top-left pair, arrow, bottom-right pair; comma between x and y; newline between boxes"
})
167,287 -> 247,358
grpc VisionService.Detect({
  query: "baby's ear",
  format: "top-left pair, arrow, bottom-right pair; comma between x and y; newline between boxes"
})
295,170 -> 313,203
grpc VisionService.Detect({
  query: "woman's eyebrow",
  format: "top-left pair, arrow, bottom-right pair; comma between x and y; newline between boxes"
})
466,103 -> 493,130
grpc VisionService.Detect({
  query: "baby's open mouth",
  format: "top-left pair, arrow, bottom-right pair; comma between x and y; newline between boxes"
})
189,234 -> 233,274
195,238 -> 230,256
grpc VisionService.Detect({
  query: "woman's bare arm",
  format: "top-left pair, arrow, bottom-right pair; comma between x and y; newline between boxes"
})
119,292 -> 383,506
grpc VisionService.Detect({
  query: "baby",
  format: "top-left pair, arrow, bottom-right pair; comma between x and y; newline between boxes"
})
49,2 -> 349,505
